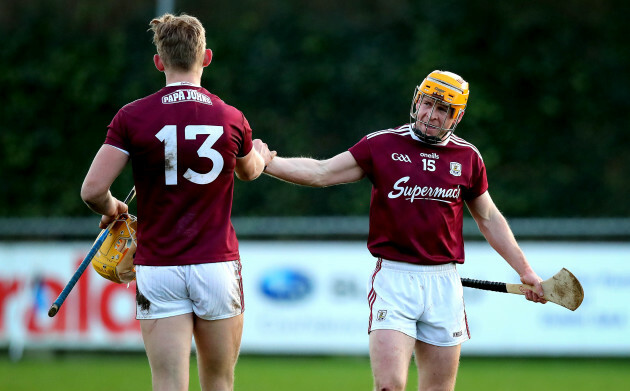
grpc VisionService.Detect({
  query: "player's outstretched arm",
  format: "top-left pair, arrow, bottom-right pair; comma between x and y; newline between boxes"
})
265,151 -> 365,188
466,191 -> 547,303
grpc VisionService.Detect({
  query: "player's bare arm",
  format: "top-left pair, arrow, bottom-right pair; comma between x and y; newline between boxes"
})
466,191 -> 547,303
235,147 -> 266,181
81,144 -> 129,228
264,150 -> 365,187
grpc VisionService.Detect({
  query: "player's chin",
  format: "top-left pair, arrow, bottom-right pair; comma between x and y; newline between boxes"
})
424,125 -> 440,137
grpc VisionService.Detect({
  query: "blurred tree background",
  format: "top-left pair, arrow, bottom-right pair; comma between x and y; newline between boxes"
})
0,0 -> 628,218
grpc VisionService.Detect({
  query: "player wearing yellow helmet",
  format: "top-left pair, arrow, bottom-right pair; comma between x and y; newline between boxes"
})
410,70 -> 470,144
254,68 -> 548,390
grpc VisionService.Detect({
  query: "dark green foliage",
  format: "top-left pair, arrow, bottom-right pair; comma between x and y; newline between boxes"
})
1,0 -> 628,217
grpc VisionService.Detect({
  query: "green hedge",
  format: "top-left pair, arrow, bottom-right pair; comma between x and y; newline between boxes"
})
1,0 -> 627,217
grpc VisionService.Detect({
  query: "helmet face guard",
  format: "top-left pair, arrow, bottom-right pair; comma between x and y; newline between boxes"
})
410,70 -> 469,144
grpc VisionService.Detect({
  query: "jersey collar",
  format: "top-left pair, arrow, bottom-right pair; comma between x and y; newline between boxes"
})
166,81 -> 201,87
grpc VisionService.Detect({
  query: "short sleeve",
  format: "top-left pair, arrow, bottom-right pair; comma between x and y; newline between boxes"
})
348,136 -> 374,176
104,109 -> 129,153
236,113 -> 253,158
462,153 -> 488,200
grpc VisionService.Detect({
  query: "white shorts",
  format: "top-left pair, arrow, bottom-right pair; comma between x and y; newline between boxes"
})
135,261 -> 244,320
367,259 -> 470,346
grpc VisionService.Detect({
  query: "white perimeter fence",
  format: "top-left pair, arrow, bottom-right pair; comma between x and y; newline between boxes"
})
0,217 -> 628,358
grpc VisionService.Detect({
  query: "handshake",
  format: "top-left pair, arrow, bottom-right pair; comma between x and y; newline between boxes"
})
253,139 -> 277,173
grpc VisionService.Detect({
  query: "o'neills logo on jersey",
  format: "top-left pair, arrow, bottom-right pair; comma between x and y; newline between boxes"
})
162,89 -> 213,105
388,176 -> 460,203
419,152 -> 440,159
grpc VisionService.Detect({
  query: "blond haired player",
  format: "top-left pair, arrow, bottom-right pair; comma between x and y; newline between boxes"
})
255,71 -> 547,391
81,13 -> 265,391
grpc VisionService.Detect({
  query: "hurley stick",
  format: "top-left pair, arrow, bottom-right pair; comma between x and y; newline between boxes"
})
461,268 -> 584,311
48,187 -> 136,317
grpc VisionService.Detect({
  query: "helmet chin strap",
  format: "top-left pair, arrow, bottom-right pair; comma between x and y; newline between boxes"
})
412,125 -> 453,144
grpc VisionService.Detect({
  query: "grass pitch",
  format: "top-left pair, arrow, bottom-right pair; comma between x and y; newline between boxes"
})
0,353 -> 628,391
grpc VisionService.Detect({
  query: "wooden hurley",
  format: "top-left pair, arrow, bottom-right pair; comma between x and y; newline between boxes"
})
48,187 -> 136,317
461,268 -> 584,311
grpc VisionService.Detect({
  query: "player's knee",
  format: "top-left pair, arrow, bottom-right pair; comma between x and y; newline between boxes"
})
197,363 -> 235,391
374,377 -> 406,391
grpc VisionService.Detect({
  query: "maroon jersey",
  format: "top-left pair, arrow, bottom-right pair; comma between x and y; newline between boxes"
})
105,82 -> 253,266
349,124 -> 488,265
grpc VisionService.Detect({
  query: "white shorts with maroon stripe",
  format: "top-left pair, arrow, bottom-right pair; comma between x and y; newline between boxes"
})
135,260 -> 244,320
367,259 -> 470,346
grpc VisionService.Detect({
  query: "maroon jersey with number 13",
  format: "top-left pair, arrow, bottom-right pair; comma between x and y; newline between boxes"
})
105,83 -> 253,266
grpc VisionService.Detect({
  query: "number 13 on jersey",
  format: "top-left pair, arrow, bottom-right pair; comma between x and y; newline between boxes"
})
155,125 -> 224,185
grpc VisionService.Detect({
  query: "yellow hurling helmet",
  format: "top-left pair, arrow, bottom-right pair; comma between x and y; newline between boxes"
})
410,70 -> 470,143
91,214 -> 137,284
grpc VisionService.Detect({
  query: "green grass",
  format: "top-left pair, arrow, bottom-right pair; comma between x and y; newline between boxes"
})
0,353 -> 628,391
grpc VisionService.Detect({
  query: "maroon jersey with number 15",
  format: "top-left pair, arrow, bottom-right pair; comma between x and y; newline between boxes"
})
105,83 -> 253,266
349,124 -> 488,265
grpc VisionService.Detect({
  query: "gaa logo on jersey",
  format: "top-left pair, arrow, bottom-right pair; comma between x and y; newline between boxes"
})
391,153 -> 412,163
449,162 -> 462,176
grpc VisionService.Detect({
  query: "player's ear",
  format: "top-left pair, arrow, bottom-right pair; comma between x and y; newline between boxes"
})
202,49 -> 212,67
153,54 -> 165,72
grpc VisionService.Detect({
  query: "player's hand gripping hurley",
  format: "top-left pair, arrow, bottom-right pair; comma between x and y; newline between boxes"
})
461,268 -> 584,311
48,187 -> 136,317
